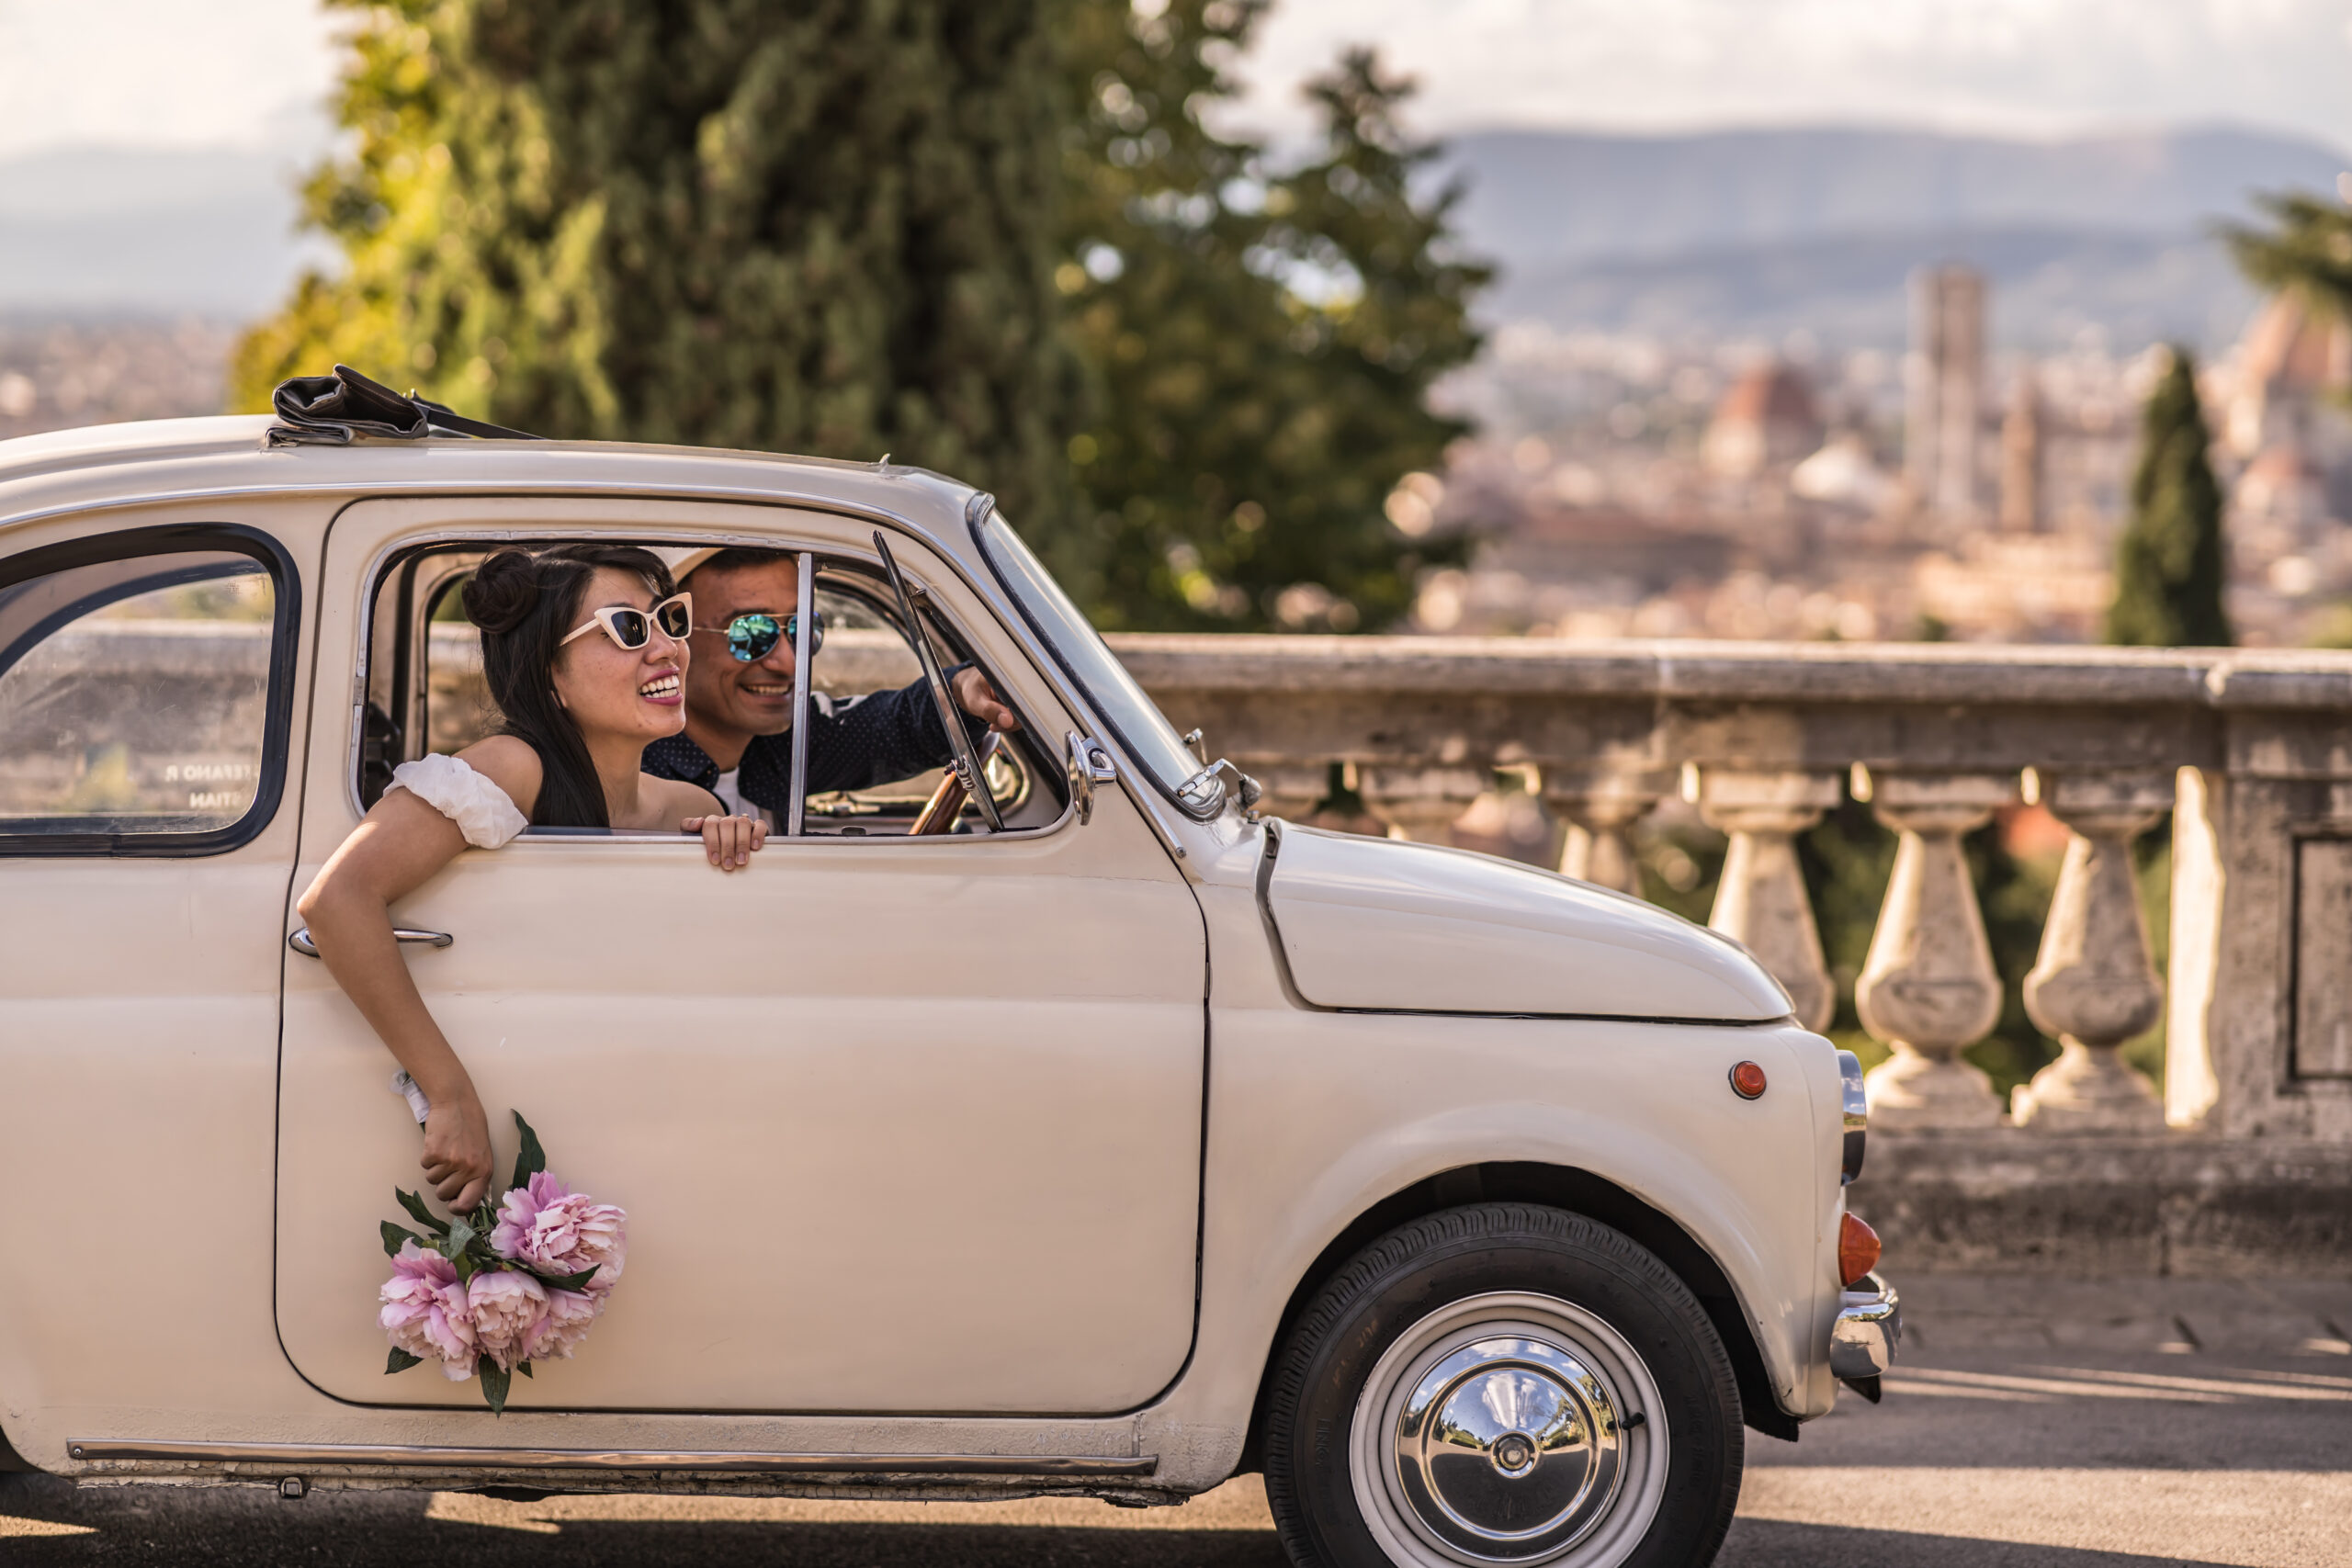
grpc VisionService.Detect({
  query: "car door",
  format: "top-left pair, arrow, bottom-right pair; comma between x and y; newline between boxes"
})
0,513 -> 314,1423
274,494 -> 1208,1416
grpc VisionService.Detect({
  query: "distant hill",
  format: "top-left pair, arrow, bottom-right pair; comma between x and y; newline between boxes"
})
1,123 -> 2344,350
1438,124 -> 2346,264
1494,224 -> 2260,353
1433,124 -> 2347,350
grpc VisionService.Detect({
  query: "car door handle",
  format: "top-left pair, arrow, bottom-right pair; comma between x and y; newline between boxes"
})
288,927 -> 454,959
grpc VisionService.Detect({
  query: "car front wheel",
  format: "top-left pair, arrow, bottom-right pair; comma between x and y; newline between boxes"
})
1261,1203 -> 1743,1568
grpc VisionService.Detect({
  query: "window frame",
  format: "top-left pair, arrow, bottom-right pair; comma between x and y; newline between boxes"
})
967,502 -> 1214,818
0,522 -> 301,859
353,528 -> 1071,841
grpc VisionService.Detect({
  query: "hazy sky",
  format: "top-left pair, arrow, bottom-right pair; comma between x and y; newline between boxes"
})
1,0 -> 2346,159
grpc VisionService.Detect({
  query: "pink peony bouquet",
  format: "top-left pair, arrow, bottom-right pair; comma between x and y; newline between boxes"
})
376,1112 -> 625,1413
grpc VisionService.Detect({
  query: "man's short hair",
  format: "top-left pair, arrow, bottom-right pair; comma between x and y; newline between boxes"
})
689,546 -> 795,582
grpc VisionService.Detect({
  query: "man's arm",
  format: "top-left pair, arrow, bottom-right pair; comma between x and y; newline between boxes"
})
803,673 -> 995,795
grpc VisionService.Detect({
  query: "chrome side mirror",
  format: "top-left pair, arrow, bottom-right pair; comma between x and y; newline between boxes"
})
1066,731 -> 1117,825
1175,758 -> 1262,818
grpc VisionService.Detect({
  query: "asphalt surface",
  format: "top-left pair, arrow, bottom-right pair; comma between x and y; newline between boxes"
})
6,1276 -> 2349,1568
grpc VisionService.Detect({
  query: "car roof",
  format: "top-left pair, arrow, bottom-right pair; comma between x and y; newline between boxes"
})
0,415 -> 987,561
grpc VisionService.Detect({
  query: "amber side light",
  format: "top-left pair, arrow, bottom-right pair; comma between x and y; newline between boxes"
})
1838,1213 -> 1883,1288
1728,1061 -> 1768,1100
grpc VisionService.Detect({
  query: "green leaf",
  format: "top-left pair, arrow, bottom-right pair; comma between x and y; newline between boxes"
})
381,1221 -> 424,1258
386,1348 -> 424,1375
523,1264 -> 599,1292
510,1111 -> 548,1192
443,1218 -> 478,1282
479,1356 -> 511,1415
514,1361 -> 532,1379
396,1188 -> 451,1235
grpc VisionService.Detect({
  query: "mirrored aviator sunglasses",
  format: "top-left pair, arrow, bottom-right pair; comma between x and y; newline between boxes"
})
560,592 -> 694,651
712,608 -> 825,662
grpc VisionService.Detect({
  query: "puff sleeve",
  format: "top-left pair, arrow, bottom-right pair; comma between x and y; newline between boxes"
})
385,753 -> 528,849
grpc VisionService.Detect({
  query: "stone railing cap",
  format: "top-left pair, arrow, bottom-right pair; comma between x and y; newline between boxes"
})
1106,635 -> 2352,711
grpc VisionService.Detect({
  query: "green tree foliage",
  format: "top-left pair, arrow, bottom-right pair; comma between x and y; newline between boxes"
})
2225,190 -> 2352,324
1056,2 -> 1487,630
238,0 -> 1488,633
233,0 -> 1079,535
2104,347 -> 2231,648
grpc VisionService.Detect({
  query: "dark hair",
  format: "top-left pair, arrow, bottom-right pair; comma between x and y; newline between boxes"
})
461,544 -> 675,829
689,546 -> 795,583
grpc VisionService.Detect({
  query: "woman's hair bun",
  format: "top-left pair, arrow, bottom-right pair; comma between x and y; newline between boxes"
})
462,549 -> 543,634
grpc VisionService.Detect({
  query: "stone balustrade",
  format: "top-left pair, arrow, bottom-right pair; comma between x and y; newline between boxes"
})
1114,635 -> 2352,1162
1118,634 -> 2352,1273
63,621 -> 2352,1269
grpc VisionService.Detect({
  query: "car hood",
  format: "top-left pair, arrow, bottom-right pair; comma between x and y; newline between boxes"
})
1262,824 -> 1792,1023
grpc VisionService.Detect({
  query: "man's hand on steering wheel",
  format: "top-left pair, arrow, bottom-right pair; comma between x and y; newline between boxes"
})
951,667 -> 1021,733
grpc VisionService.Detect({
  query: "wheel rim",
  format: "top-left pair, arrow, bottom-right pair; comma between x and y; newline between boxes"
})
1349,1292 -> 1668,1568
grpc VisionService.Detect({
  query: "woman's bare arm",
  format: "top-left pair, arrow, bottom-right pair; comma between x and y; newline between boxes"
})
294,739 -> 541,1213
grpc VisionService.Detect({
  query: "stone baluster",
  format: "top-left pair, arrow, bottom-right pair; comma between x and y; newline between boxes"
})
1359,763 -> 1489,843
1855,768 -> 2017,1129
1688,766 -> 1841,1032
1540,767 -> 1667,897
2011,769 -> 2170,1132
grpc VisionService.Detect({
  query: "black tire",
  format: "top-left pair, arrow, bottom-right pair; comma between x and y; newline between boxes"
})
1261,1203 -> 1744,1568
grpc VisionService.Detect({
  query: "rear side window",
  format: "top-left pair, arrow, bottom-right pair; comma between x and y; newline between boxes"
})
0,526 -> 298,854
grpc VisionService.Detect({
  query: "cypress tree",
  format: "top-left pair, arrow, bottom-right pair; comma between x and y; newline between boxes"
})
2105,347 -> 2230,648
232,0 -> 1079,533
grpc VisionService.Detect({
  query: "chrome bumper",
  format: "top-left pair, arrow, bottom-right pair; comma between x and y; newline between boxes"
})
1830,1271 -> 1902,1381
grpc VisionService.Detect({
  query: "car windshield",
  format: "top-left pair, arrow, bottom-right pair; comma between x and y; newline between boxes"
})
974,511 -> 1204,803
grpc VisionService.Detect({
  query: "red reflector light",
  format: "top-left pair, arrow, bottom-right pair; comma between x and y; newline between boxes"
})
1729,1061 -> 1768,1100
1839,1212 -> 1882,1288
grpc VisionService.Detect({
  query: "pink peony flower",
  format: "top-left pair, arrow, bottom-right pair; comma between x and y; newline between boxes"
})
523,1287 -> 605,1362
467,1269 -> 549,1372
379,1241 -> 477,1381
492,1172 -> 627,1292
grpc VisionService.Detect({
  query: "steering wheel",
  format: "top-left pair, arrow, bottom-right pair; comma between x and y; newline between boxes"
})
912,732 -> 1002,836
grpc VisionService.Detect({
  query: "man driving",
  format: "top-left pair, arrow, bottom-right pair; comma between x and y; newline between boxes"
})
640,547 -> 1018,825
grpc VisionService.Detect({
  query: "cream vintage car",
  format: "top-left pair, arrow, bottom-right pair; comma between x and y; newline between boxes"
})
0,412 -> 1896,1568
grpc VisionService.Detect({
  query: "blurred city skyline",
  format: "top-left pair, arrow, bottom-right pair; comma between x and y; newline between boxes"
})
0,0 -> 2346,158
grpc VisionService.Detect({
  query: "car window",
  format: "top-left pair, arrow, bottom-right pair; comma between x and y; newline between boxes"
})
360,541 -> 1063,836
973,511 -> 1203,805
423,574 -> 497,759
0,544 -> 286,848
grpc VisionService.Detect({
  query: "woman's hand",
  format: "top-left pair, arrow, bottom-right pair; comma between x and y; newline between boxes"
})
422,1090 -> 494,1213
684,813 -> 767,871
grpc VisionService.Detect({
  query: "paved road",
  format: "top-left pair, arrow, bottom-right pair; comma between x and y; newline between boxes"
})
7,1277 -> 2350,1567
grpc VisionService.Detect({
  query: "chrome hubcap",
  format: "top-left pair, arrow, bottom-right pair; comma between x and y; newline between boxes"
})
1351,1293 -> 1667,1568
1393,1337 -> 1624,1558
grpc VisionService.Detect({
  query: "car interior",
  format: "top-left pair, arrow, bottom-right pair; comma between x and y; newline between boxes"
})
360,539 -> 1069,837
